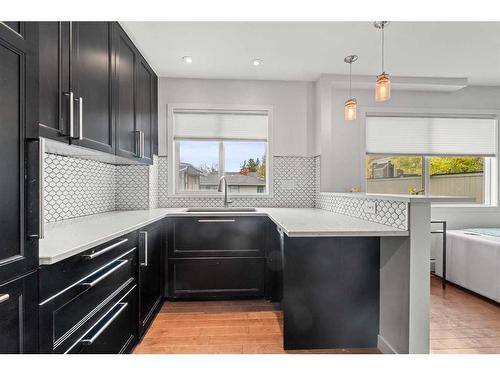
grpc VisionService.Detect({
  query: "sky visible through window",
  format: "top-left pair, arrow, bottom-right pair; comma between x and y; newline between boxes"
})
179,141 -> 266,172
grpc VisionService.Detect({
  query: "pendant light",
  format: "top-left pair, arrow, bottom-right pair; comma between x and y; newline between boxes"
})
344,54 -> 358,121
374,21 -> 391,102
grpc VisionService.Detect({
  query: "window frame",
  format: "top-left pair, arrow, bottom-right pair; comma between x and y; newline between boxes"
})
365,154 -> 493,206
361,108 -> 499,208
167,103 -> 274,198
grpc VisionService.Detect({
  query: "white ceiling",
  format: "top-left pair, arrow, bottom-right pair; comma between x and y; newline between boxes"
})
120,22 -> 500,85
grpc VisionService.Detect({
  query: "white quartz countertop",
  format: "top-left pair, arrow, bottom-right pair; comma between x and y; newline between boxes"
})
39,207 -> 408,265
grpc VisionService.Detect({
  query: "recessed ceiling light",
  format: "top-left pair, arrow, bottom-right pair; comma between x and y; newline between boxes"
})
251,59 -> 262,66
182,56 -> 193,64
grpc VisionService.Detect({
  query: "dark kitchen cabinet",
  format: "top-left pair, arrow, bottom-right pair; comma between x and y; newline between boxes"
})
114,25 -> 138,159
138,221 -> 164,337
37,21 -> 115,153
38,22 -> 71,142
167,216 -> 267,300
169,216 -> 266,258
0,272 -> 38,354
67,284 -> 137,354
266,222 -> 283,302
36,22 -> 158,162
169,257 -> 266,300
39,237 -> 138,354
282,236 -> 380,350
135,57 -> 155,163
0,22 -> 38,283
70,22 -> 115,153
152,75 -> 158,155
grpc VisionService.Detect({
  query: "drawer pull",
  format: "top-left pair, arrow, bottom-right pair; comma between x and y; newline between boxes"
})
197,219 -> 236,223
0,294 -> 10,304
80,302 -> 128,346
82,238 -> 128,260
79,259 -> 128,288
139,231 -> 148,267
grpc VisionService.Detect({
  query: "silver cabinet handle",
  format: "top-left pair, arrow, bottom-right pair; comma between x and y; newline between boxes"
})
79,259 -> 128,288
0,294 -> 10,304
75,96 -> 83,140
81,238 -> 128,260
141,131 -> 145,158
39,137 -> 45,239
63,92 -> 74,137
80,302 -> 128,346
139,231 -> 148,267
40,247 -> 136,307
197,219 -> 236,223
134,130 -> 141,157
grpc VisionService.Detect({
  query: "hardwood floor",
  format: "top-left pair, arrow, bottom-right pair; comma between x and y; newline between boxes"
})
134,276 -> 500,354
133,299 -> 378,354
430,275 -> 500,354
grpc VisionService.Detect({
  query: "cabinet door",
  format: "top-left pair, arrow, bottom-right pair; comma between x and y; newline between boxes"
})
169,216 -> 266,258
135,58 -> 154,164
70,22 -> 114,154
0,22 -> 38,283
114,25 -> 137,159
139,222 -> 163,336
38,22 -> 71,142
168,258 -> 266,300
0,272 -> 37,354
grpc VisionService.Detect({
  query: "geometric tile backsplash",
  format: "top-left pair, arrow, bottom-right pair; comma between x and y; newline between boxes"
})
43,154 -> 318,222
44,153 -> 116,222
157,156 -> 317,208
315,192 -> 408,230
43,152 -> 408,230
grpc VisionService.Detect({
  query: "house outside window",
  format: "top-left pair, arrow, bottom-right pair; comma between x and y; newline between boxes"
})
365,115 -> 497,205
168,106 -> 272,196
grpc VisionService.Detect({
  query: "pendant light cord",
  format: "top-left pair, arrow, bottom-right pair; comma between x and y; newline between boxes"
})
349,62 -> 352,98
381,25 -> 385,73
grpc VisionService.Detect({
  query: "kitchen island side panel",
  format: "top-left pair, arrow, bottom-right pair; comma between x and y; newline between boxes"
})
282,236 -> 380,350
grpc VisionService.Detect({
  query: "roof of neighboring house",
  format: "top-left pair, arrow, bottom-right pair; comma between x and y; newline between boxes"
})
200,172 -> 266,186
179,162 -> 206,177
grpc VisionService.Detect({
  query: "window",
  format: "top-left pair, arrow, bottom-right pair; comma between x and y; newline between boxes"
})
365,115 -> 497,205
170,108 -> 271,195
366,155 -> 423,195
366,155 -> 489,203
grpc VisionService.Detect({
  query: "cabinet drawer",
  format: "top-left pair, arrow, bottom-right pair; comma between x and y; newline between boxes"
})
39,231 -> 137,301
168,216 -> 266,258
39,248 -> 137,353
169,257 -> 265,299
0,272 -> 37,354
67,284 -> 137,354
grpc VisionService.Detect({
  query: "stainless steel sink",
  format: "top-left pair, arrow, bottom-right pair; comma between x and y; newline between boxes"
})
186,207 -> 256,212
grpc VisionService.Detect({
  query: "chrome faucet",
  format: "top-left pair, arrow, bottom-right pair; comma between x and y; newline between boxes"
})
217,175 -> 233,208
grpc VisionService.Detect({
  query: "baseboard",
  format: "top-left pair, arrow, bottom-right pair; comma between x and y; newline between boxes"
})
377,335 -> 398,354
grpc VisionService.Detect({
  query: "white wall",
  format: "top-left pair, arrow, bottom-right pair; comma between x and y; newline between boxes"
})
316,80 -> 500,229
158,77 -> 316,157
159,76 -> 500,230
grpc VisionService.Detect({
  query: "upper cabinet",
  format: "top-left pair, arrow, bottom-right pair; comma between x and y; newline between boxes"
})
135,57 -> 155,163
70,22 -> 114,153
113,24 -> 156,163
0,22 -> 39,283
37,22 -> 158,165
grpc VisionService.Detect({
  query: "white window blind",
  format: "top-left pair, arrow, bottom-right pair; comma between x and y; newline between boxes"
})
365,116 -> 497,156
173,110 -> 268,141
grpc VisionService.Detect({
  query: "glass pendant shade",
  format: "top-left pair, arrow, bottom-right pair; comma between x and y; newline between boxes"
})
344,98 -> 357,121
375,72 -> 391,102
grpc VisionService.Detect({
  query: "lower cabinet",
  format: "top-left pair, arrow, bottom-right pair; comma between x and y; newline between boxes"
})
138,221 -> 164,337
38,237 -> 139,354
67,284 -> 137,354
0,272 -> 38,354
168,257 -> 266,299
167,216 -> 270,300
